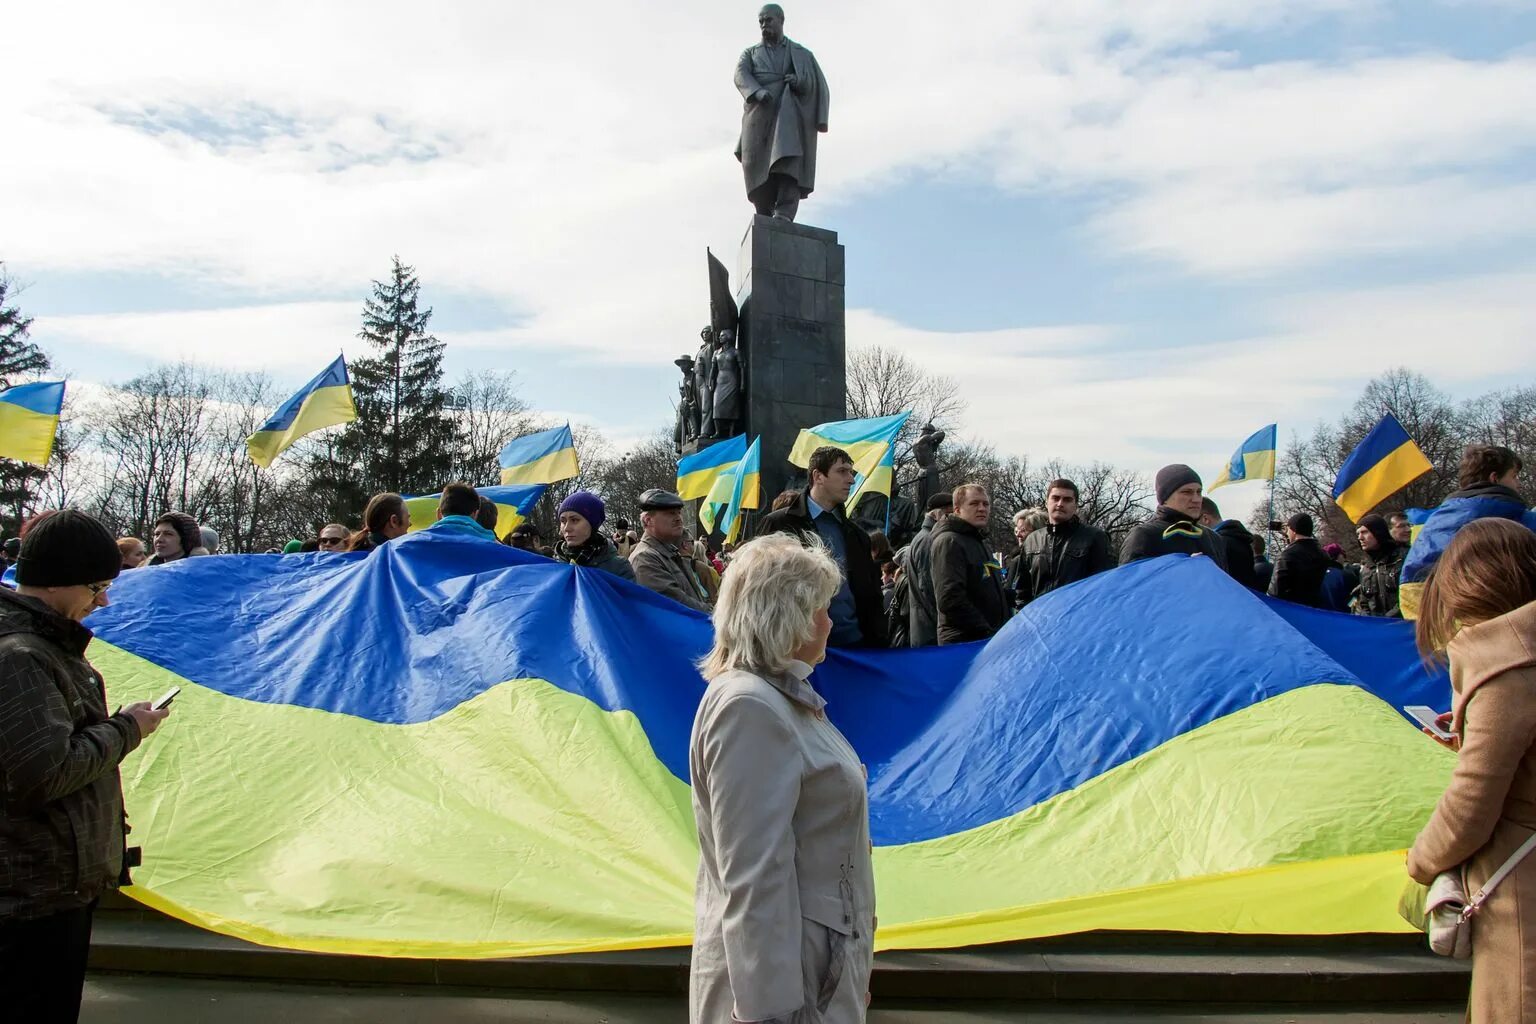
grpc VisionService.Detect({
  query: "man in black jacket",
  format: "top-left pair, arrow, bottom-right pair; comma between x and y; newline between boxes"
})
1,509 -> 171,1021
1013,478 -> 1113,607
754,446 -> 888,647
1351,513 -> 1406,617
1268,512 -> 1330,607
1197,497 -> 1263,590
905,492 -> 952,647
931,483 -> 1009,644
1120,464 -> 1228,569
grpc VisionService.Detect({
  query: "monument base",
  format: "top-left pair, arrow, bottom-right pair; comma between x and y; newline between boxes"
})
736,215 -> 847,521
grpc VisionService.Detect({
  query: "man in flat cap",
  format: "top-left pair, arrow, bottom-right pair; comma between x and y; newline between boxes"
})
629,489 -> 712,612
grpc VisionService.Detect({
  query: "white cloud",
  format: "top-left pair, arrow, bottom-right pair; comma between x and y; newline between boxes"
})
6,0 -> 1536,535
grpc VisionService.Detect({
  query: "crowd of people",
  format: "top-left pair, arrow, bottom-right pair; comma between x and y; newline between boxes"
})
3,440 -> 1535,1022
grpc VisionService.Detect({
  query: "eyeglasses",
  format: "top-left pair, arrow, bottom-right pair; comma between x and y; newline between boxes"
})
86,581 -> 113,596
318,536 -> 346,547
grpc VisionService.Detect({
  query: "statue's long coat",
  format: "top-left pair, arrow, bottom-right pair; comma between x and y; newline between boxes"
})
734,38 -> 830,200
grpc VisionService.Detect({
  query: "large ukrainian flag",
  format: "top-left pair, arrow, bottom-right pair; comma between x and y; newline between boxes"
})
1210,424 -> 1277,490
499,424 -> 579,486
1332,414 -> 1434,522
88,546 -> 1453,959
404,483 -> 546,539
788,412 -> 910,514
699,436 -> 761,542
246,356 -> 356,469
0,380 -> 65,466
676,434 -> 748,501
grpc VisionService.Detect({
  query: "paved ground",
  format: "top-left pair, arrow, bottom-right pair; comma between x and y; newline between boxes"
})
83,973 -> 1465,1023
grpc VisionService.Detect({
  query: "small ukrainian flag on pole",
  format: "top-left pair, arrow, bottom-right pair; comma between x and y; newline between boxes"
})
498,424 -> 580,487
0,380 -> 67,467
1209,424 -> 1277,491
247,355 -> 357,469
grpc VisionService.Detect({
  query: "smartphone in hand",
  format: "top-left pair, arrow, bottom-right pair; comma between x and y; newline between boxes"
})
151,686 -> 182,711
1405,705 -> 1453,741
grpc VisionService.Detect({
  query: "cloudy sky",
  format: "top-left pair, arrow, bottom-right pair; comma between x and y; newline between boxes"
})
6,1 -> 1535,520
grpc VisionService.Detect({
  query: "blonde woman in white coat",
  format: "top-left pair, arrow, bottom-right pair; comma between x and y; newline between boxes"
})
689,532 -> 875,1024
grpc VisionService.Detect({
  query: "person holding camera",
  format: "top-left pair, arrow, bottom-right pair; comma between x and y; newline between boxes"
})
1,509 -> 172,1022
1267,513 -> 1331,608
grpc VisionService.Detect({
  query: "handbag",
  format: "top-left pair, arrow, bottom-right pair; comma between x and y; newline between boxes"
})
1404,830 -> 1536,959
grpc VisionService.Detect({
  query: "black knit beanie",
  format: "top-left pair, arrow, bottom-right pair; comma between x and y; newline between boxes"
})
1155,464 -> 1202,505
15,509 -> 123,587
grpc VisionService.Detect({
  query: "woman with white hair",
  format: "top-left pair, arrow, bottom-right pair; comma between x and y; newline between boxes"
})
689,533 -> 875,1024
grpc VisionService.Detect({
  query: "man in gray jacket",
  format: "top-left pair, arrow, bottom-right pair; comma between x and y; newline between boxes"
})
1,509 -> 171,1021
629,489 -> 712,613
906,492 -> 953,647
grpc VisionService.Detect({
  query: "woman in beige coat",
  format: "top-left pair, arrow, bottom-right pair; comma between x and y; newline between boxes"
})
1408,518 -> 1536,1021
689,533 -> 874,1024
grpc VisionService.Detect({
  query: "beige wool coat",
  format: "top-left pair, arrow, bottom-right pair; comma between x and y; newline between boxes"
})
1408,599 -> 1536,1022
689,665 -> 874,1024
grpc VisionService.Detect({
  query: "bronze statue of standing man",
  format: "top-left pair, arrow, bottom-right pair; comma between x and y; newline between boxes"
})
734,5 -> 830,223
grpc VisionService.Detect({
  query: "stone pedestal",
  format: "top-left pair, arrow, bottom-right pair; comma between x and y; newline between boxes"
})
735,215 -> 846,513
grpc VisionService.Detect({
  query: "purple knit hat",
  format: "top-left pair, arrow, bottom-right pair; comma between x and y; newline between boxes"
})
557,491 -> 605,532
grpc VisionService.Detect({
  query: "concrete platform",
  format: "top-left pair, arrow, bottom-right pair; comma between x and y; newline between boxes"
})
83,974 -> 1467,1024
89,896 -> 1470,1006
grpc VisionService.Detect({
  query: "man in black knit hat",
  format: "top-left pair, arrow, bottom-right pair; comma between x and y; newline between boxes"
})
1351,512 -> 1406,617
0,509 -> 171,1021
1119,464 -> 1228,569
1268,511 -> 1331,607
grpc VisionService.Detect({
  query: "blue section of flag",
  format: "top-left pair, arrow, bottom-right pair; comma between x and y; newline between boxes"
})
0,380 -> 66,416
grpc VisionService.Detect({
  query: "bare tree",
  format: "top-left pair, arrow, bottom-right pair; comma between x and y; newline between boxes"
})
449,370 -> 535,487
846,344 -> 965,478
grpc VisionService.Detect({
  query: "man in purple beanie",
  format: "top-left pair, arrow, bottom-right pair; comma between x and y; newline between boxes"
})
552,491 -> 635,581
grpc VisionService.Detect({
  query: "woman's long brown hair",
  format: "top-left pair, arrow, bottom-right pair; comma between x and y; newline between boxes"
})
1416,517 -> 1536,658
348,493 -> 405,551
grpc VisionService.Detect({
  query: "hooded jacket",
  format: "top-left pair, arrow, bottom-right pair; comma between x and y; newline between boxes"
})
1011,518 -> 1113,608
1400,482 -> 1536,619
929,516 -> 1009,645
1119,506 -> 1228,569
905,516 -> 942,647
1407,599 -> 1536,1020
0,589 -> 143,920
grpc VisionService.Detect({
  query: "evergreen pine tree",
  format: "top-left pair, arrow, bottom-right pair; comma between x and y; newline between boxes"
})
0,265 -> 53,533
330,257 -> 456,516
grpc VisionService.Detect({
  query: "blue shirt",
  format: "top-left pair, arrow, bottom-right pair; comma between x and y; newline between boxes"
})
806,495 -> 862,646
426,515 -> 499,542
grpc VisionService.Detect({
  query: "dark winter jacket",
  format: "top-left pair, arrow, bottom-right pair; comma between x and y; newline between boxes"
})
886,574 -> 911,649
0,589 -> 142,921
1010,518 -> 1113,608
756,492 -> 889,647
1212,520 -> 1263,591
1119,506 -> 1228,569
1268,537 -> 1331,607
906,517 -> 942,647
930,516 -> 1009,645
553,534 -> 636,582
1254,557 -> 1274,591
1352,543 -> 1406,618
